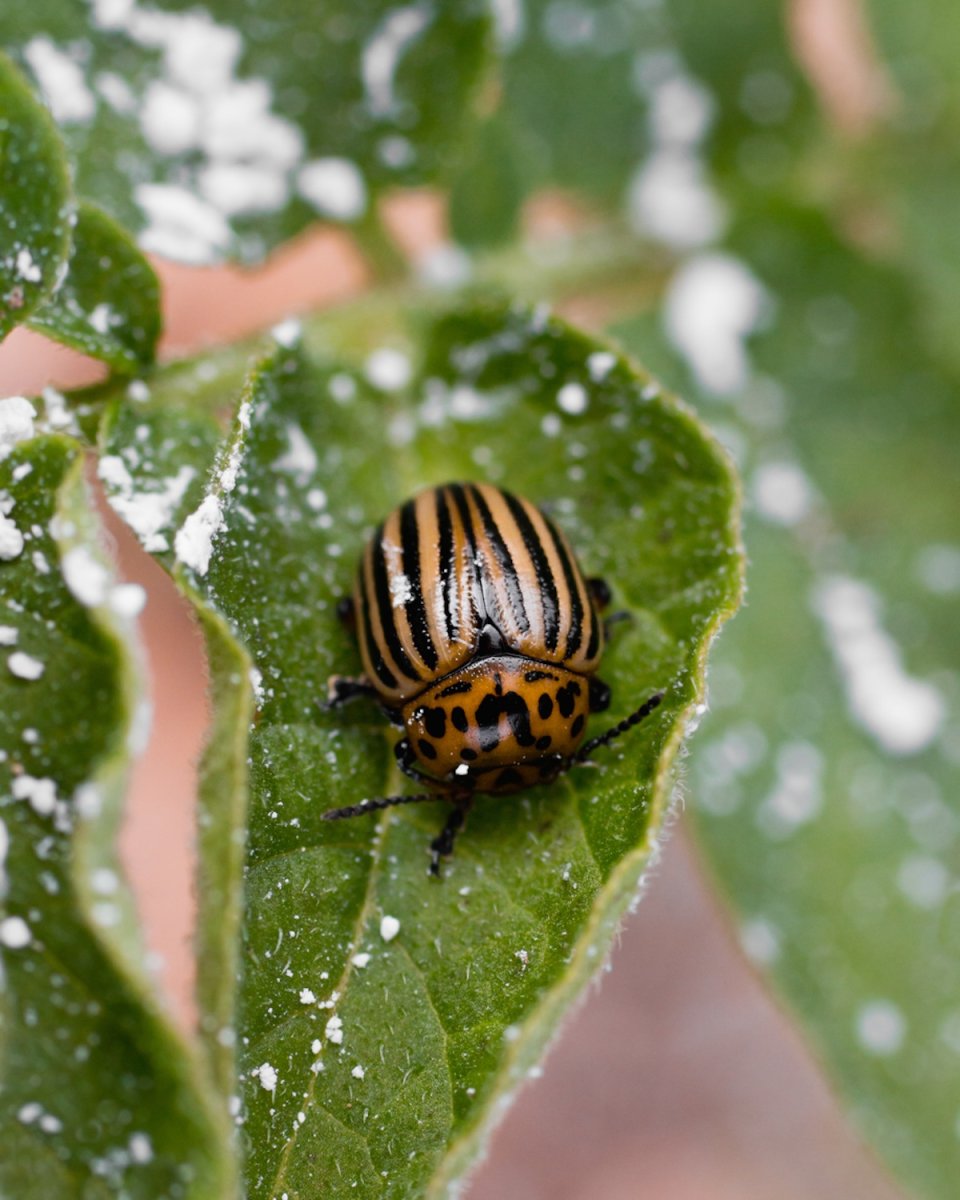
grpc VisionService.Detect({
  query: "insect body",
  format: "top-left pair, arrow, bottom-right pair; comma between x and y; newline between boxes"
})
324,482 -> 662,872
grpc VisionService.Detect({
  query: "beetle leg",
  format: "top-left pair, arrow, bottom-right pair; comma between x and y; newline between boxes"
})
587,576 -> 612,610
336,596 -> 357,633
395,737 -> 435,785
324,674 -> 377,710
604,610 -> 632,639
429,797 -> 473,876
588,676 -> 612,713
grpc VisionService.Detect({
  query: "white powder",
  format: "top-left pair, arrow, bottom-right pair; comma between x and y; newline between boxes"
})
752,460 -> 815,526
61,546 -> 110,607
325,1014 -> 344,1044
15,249 -> 42,284
0,627 -> 14,646
812,575 -> 945,755
23,37 -> 96,124
109,583 -> 147,618
0,916 -> 32,948
587,352 -> 616,382
0,397 -> 36,461
663,253 -> 767,395
254,1062 -> 277,1092
557,382 -> 588,415
8,652 -> 44,681
352,952 -> 371,969
299,988 -> 317,1005
0,514 -> 23,561
136,183 -> 232,265
379,914 -> 400,942
365,348 -> 412,392
128,1133 -> 154,1164
297,158 -> 367,221
100,457 -> 196,553
175,494 -> 223,577
856,1000 -> 905,1056
12,775 -> 58,817
362,6 -> 432,116
351,1064 -> 365,1080
140,80 -> 200,155
627,149 -> 725,250
273,423 -> 318,482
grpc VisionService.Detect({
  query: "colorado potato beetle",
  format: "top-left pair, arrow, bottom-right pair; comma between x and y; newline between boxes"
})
323,482 -> 662,872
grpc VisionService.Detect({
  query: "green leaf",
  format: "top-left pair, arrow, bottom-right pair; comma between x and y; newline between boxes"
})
28,200 -> 162,372
0,49 -> 72,340
100,300 -> 742,1196
0,429 -> 233,1197
1,1 -> 491,264
613,202 -> 960,1200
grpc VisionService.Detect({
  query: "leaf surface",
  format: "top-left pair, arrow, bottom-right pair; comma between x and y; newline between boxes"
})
0,50 -> 72,340
1,1 -> 491,264
100,300 -> 742,1196
0,428 -> 233,1197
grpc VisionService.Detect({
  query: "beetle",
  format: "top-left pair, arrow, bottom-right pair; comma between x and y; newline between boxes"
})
323,481 -> 663,873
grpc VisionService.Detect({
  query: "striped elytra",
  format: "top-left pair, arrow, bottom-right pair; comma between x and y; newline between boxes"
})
355,481 -> 604,707
324,481 -> 664,874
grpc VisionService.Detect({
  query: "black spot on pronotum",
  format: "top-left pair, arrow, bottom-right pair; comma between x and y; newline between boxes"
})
417,738 -> 438,760
475,690 -> 536,750
460,747 -> 478,761
571,714 -> 585,739
451,705 -> 469,733
536,735 -> 552,751
538,693 -> 553,720
556,681 -> 581,718
424,707 -> 446,738
525,669 -> 558,683
438,680 -> 472,697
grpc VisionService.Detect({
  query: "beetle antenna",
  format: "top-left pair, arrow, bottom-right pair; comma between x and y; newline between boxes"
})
322,792 -> 436,821
575,691 -> 664,762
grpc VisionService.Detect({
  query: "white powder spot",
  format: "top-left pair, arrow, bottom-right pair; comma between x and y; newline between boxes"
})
16,248 -> 42,284
389,573 -> 413,608
897,855 -> 950,910
0,514 -> 23,561
61,546 -> 110,607
12,775 -> 57,817
755,741 -> 823,839
306,488 -> 327,512
73,782 -> 103,819
136,183 -> 232,265
491,0 -> 525,49
127,380 -> 150,403
140,80 -> 201,155
109,583 -> 147,618
271,319 -> 302,348
351,1064 -> 365,1080
91,868 -> 119,895
915,544 -> 960,595
325,1014 -> 344,1045
628,150 -> 725,250
38,1113 -> 62,1134
416,243 -> 472,290
297,158 -> 367,221
856,1000 -> 905,1056
352,952 -> 371,969
541,413 -> 561,437
556,382 -> 588,415
329,373 -> 357,404
587,351 -> 616,382
647,73 -> 715,146
752,460 -> 815,526
0,397 -> 36,461
40,386 -> 78,433
90,303 -> 116,336
380,914 -> 401,942
0,916 -> 32,948
299,988 -> 317,1005
128,1133 -> 153,1164
254,1062 -> 278,1092
0,818 -> 7,896
175,495 -> 223,577
740,916 -> 781,965
17,1102 -> 42,1124
12,464 -> 33,484
362,6 -> 432,116
813,575 -> 945,755
96,70 -> 137,114
365,348 -> 412,392
8,652 -> 44,681
23,37 -> 96,124
664,253 -> 768,394
200,162 -> 289,218
273,423 -> 318,482
99,458 -> 196,553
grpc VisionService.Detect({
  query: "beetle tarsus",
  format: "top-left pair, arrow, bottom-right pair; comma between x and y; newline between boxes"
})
575,691 -> 664,762
324,674 -> 377,710
322,792 -> 436,821
429,799 -> 473,876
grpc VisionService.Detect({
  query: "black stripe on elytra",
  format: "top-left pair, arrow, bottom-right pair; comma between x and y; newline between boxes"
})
545,517 -> 584,659
436,487 -> 456,641
468,485 -> 530,636
584,595 -> 601,661
371,522 -> 420,682
438,679 -> 472,697
503,490 -> 560,651
359,564 -> 397,690
400,499 -> 438,670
